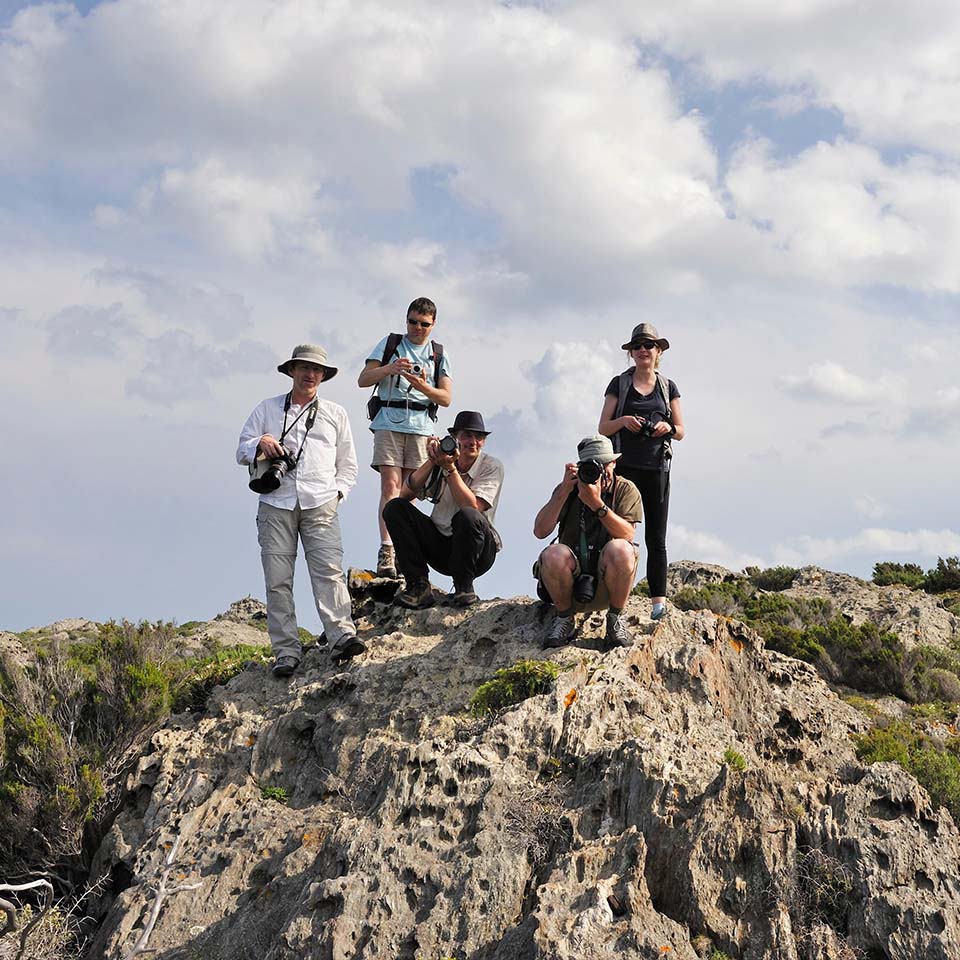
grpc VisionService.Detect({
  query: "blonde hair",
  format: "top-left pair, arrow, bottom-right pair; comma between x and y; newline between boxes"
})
627,345 -> 662,370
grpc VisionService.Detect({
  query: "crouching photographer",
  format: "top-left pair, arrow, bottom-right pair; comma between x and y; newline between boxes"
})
533,435 -> 643,650
382,411 -> 504,609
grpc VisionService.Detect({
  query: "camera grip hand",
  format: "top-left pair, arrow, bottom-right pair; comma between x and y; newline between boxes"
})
620,416 -> 645,433
258,434 -> 284,458
577,480 -> 603,512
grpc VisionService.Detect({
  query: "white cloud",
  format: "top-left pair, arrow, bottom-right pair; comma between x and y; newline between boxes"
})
671,524 -> 764,571
773,527 -> 960,567
587,0 -> 960,157
853,495 -> 890,521
777,361 -> 891,404
727,139 -> 960,292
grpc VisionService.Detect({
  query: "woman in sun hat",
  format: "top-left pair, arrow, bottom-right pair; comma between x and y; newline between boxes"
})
598,323 -> 685,621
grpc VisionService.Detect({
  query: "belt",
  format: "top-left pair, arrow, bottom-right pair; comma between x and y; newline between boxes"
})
382,400 -> 429,411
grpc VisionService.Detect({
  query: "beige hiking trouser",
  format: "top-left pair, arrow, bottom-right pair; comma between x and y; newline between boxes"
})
256,498 -> 355,661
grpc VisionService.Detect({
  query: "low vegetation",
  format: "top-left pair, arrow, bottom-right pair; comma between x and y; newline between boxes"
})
0,620 -> 269,877
854,719 -> 960,823
469,660 -> 560,717
872,555 -> 960,596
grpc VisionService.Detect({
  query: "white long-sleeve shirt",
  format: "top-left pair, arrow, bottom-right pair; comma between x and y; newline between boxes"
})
236,393 -> 358,510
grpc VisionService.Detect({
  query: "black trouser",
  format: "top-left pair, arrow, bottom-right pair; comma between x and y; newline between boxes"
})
616,465 -> 670,598
382,499 -> 498,584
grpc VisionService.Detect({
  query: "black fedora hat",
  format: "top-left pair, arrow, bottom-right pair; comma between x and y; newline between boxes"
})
447,410 -> 491,436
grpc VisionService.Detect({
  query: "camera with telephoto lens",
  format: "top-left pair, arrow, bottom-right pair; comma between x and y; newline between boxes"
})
577,458 -> 603,484
249,452 -> 298,494
573,573 -> 597,604
439,435 -> 459,456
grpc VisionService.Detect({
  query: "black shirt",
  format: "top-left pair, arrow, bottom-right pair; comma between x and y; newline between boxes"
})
605,375 -> 680,471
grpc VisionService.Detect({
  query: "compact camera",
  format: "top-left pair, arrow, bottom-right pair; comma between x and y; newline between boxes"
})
249,452 -> 298,493
439,435 -> 459,456
409,361 -> 426,377
577,459 -> 603,484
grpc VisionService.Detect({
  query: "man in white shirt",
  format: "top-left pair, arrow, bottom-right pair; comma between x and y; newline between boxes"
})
237,344 -> 364,677
382,411 -> 504,609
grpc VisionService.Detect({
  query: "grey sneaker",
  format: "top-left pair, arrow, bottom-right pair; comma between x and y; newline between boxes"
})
604,611 -> 634,649
376,544 -> 397,579
651,602 -> 667,621
271,655 -> 300,678
543,614 -> 576,649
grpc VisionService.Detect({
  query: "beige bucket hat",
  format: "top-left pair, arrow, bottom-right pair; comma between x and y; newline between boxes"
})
620,323 -> 670,351
277,344 -> 338,380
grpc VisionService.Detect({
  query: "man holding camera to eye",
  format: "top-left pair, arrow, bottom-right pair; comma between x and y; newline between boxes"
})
358,297 -> 453,580
237,344 -> 365,678
533,435 -> 643,650
382,411 -> 503,609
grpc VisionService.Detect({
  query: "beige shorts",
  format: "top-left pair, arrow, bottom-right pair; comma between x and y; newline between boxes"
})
533,542 -> 639,613
371,430 -> 431,471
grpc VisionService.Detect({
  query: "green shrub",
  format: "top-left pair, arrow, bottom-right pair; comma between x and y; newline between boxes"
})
722,747 -> 747,773
672,578 -> 754,616
260,784 -> 288,804
469,660 -> 560,717
631,579 -> 650,597
855,720 -> 960,821
873,562 -> 925,589
925,556 -> 960,594
170,644 -> 271,713
748,566 -> 800,591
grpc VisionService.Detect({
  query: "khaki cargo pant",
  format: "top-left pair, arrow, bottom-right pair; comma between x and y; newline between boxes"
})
256,498 -> 355,661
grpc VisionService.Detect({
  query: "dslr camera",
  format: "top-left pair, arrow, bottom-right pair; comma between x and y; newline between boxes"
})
439,435 -> 459,456
577,458 -> 603,484
249,451 -> 298,493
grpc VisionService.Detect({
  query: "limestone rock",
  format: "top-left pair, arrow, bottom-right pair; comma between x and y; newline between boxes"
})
82,593 -> 960,960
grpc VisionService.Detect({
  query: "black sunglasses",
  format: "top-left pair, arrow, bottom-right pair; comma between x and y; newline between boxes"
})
407,318 -> 433,328
632,340 -> 658,350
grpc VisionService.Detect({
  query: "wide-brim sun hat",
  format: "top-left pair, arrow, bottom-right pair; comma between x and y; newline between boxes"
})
577,434 -> 620,464
278,344 -> 338,380
621,322 -> 669,351
447,410 -> 491,436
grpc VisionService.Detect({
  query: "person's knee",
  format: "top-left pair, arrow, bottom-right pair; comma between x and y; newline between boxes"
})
601,539 -> 637,574
382,497 -> 408,523
452,507 -> 484,530
539,545 -> 575,578
379,469 -> 403,499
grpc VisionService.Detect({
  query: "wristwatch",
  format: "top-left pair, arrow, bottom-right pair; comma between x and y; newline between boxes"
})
595,505 -> 609,519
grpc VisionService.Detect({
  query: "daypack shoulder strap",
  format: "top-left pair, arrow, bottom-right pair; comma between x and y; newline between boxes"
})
380,332 -> 404,366
431,341 -> 444,386
656,373 -> 672,422
612,369 -> 633,453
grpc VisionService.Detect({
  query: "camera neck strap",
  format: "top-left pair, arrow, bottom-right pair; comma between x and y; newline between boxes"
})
279,392 -> 319,465
576,476 -> 616,569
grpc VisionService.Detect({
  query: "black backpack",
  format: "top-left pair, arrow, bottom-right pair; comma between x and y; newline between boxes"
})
366,333 -> 445,422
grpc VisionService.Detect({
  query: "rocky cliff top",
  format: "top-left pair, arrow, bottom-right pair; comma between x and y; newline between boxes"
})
63,568 -> 960,960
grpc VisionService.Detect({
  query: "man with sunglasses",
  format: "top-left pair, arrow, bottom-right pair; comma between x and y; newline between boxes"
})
382,411 -> 504,608
358,297 -> 453,579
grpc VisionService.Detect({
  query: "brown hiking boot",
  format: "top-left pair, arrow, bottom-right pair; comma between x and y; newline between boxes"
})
451,578 -> 479,607
376,544 -> 397,579
394,579 -> 435,609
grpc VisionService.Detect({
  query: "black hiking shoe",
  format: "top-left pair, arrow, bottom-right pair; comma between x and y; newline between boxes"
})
543,614 -> 576,649
271,655 -> 300,678
330,634 -> 366,664
602,611 -> 634,650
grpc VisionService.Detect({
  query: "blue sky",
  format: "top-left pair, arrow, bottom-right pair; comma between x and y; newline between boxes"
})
2,0 -> 959,630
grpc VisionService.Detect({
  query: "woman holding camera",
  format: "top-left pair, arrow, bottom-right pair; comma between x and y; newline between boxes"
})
598,323 -> 685,620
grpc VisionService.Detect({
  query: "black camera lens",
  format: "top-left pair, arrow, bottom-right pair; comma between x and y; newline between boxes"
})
577,459 -> 603,484
439,435 -> 458,456
250,454 -> 297,494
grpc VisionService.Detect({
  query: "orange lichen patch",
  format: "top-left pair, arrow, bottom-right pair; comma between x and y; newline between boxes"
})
563,688 -> 578,709
947,724 -> 958,736
659,948 -> 672,954
301,832 -> 323,849
352,570 -> 375,583
729,637 -> 744,653
246,734 -> 257,747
